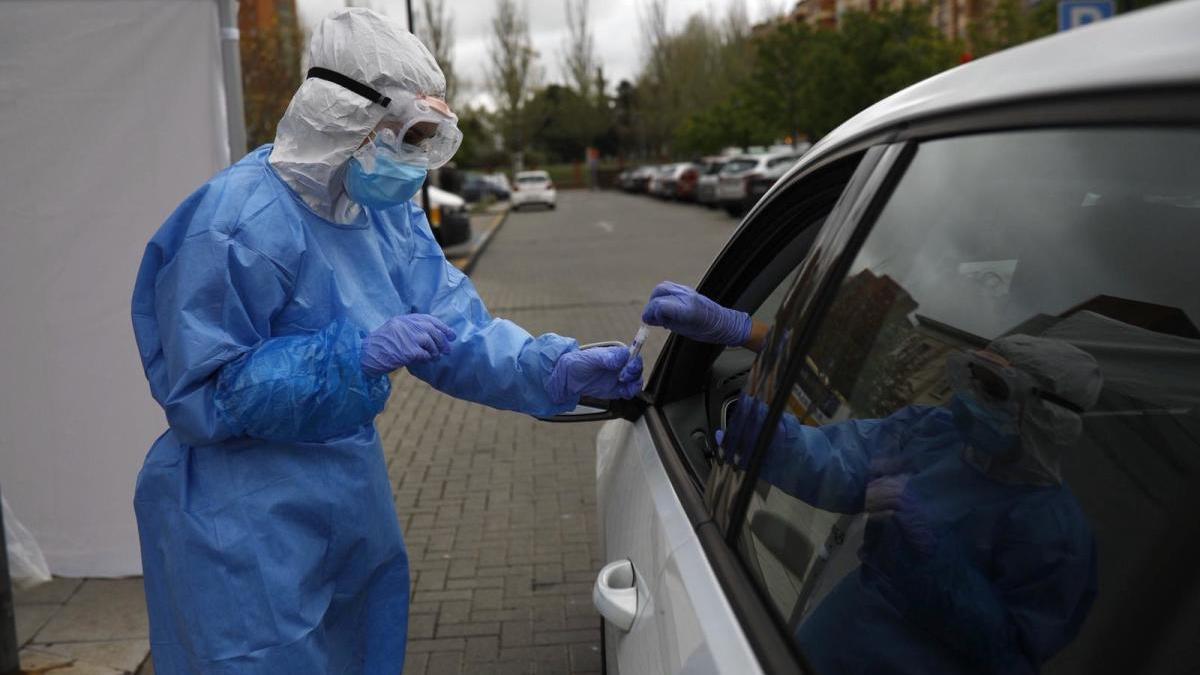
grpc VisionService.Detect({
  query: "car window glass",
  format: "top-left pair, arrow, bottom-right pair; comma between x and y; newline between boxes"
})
729,128 -> 1200,674
768,156 -> 798,169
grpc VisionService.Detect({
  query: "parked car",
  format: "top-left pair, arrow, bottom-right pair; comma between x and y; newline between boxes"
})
661,163 -> 702,201
617,169 -> 634,191
625,166 -> 657,193
414,185 -> 471,247
484,172 -> 512,194
744,154 -> 803,205
511,170 -> 557,210
716,150 -> 803,215
695,157 -> 728,208
460,172 -> 510,202
646,164 -> 676,198
542,3 -> 1200,672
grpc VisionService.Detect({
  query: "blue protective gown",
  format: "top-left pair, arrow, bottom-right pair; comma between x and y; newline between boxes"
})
756,405 -> 1097,674
131,146 -> 578,674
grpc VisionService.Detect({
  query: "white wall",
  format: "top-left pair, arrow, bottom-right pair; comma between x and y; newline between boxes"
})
0,0 -> 231,576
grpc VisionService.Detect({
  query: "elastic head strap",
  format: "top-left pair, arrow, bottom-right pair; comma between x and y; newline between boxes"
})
1035,389 -> 1085,414
306,67 -> 392,109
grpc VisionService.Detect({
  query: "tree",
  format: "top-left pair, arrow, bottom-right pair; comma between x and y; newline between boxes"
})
238,0 -> 305,151
487,0 -> 539,159
966,0 -> 1056,57
560,0 -> 597,100
417,0 -> 458,105
747,21 -> 813,148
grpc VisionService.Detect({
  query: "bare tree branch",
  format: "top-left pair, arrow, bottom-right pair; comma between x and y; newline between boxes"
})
559,0 -> 595,99
488,0 -> 539,154
417,0 -> 457,105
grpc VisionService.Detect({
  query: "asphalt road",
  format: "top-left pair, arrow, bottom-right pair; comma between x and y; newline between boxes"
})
376,190 -> 736,675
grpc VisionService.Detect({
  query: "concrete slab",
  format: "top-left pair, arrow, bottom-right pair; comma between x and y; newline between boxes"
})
34,579 -> 148,643
15,603 -> 58,645
14,577 -> 83,605
44,639 -> 150,673
16,645 -> 73,672
48,663 -> 125,675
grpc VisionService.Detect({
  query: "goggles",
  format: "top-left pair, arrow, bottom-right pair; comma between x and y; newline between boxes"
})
307,67 -> 462,169
946,351 -> 1084,414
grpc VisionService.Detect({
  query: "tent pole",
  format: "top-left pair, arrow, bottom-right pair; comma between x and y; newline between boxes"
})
0,486 -> 19,675
216,0 -> 248,163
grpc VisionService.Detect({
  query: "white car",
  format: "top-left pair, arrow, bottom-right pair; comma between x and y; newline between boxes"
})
511,170 -> 557,210
545,2 -> 1200,672
413,184 -> 471,246
715,150 -> 803,215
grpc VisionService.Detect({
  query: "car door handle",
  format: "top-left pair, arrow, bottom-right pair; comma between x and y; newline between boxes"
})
593,559 -> 638,632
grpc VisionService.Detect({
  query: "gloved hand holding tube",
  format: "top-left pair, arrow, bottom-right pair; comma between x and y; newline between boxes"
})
546,346 -> 643,404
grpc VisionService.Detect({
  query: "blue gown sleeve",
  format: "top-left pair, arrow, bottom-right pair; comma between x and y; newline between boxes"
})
147,233 -> 390,445
758,405 -> 934,513
403,204 -> 579,417
882,491 -> 1096,673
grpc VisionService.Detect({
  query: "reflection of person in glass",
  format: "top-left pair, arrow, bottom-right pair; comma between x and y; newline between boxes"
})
640,283 -> 1103,674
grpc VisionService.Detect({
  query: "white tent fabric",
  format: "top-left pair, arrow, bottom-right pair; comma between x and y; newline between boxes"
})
0,0 -> 230,576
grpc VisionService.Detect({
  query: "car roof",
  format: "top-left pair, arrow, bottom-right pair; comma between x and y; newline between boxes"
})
789,0 -> 1200,177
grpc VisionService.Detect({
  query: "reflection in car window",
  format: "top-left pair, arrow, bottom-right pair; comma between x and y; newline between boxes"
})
727,128 -> 1200,674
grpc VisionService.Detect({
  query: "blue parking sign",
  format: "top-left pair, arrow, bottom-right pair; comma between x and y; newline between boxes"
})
1059,0 -> 1115,30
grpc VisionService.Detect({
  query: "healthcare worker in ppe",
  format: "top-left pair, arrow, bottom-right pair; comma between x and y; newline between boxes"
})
643,282 -> 1101,674
132,10 -> 641,674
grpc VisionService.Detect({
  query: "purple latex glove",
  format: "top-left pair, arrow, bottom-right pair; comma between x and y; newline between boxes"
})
641,281 -> 752,347
361,314 -> 457,377
864,473 -> 936,556
546,346 -> 643,404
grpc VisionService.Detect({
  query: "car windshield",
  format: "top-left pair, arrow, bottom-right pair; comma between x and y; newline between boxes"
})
517,174 -> 548,184
722,159 -> 758,173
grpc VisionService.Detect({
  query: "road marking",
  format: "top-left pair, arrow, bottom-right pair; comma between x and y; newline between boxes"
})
596,220 -> 614,233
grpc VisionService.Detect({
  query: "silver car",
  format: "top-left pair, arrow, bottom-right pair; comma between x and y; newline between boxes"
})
550,2 -> 1200,672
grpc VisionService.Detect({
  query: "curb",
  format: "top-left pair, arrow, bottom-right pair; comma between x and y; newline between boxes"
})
456,205 -> 511,276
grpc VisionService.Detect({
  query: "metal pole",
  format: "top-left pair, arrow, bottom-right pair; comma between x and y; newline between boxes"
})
407,0 -> 434,221
216,0 -> 248,164
0,485 -> 20,675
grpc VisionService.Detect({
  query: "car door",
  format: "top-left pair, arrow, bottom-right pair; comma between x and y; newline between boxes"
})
585,146 -> 903,674
723,126 -> 1200,674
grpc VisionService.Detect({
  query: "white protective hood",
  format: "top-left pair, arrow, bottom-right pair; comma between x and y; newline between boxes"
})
268,8 -> 446,221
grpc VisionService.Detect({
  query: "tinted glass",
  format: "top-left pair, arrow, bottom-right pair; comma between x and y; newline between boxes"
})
731,128 -> 1200,674
517,174 -> 548,183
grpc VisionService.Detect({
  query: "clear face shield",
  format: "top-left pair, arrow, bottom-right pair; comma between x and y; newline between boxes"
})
945,350 -> 1085,415
306,67 -> 462,170
373,92 -> 462,169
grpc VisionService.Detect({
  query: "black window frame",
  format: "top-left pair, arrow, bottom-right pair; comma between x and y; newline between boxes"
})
642,86 -> 1200,674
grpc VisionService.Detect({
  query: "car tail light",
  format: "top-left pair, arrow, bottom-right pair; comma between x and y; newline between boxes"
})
430,205 -> 442,226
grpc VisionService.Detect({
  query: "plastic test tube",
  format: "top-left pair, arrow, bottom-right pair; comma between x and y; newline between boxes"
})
628,324 -> 649,361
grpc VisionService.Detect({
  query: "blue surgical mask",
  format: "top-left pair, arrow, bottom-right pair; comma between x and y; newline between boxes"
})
949,392 -> 1019,455
344,154 -> 427,209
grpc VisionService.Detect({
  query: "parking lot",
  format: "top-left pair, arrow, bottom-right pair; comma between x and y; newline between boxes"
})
376,190 -> 735,674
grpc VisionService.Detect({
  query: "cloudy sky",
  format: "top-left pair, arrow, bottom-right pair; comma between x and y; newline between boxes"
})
295,0 -> 784,107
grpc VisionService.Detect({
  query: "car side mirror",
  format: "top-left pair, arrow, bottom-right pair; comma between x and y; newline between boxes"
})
538,396 -> 644,423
